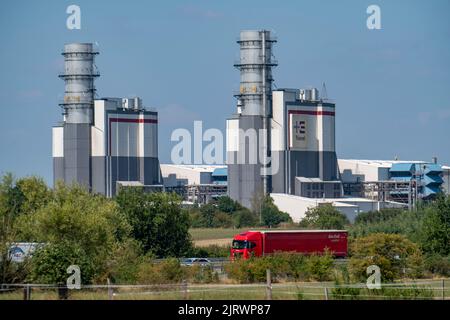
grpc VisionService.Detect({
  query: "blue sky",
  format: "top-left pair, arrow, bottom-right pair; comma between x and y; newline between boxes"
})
0,0 -> 449,184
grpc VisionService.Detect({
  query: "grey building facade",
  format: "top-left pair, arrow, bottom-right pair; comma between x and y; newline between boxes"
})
53,43 -> 161,196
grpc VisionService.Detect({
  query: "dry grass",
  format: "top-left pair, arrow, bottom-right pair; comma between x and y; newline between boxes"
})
189,228 -> 249,241
194,238 -> 232,247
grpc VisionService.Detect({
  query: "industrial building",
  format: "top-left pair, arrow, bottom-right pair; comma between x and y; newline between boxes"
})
161,164 -> 227,187
339,159 -> 446,205
53,43 -> 162,196
270,88 -> 342,198
227,30 -> 341,209
160,164 -> 227,204
225,30 -> 449,223
270,193 -> 405,223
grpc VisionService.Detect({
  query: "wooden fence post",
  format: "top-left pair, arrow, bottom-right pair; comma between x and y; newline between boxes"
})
107,278 -> 114,300
23,284 -> 31,300
182,280 -> 188,300
266,269 -> 272,300
442,279 -> 445,300
324,287 -> 329,300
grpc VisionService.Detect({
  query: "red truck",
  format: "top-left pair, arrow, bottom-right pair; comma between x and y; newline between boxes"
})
231,230 -> 348,260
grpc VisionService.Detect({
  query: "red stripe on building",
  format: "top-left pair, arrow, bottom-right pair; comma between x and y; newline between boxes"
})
109,118 -> 158,124
288,110 -> 335,116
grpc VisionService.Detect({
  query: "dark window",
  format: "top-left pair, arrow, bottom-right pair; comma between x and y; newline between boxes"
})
232,240 -> 256,249
232,240 -> 246,249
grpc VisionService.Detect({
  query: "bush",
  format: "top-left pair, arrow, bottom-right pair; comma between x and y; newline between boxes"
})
116,189 -> 192,257
354,208 -> 404,224
225,252 -> 334,283
186,265 -> 219,284
300,204 -> 349,230
29,242 -> 95,285
423,254 -> 450,277
306,251 -> 334,281
349,209 -> 423,242
137,258 -> 185,284
233,209 -> 258,228
105,239 -> 144,284
16,183 -> 131,284
212,212 -> 233,228
349,233 -> 424,282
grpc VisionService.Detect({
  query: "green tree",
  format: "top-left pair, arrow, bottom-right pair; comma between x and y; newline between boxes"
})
260,196 -> 291,227
217,196 -> 239,213
200,203 -> 217,227
349,233 -> 424,282
354,208 -> 404,224
233,209 -> 258,228
115,188 -> 192,257
0,173 -> 23,284
17,182 -> 131,283
15,176 -> 51,214
0,174 -> 51,283
420,195 -> 450,256
300,204 -> 349,230
29,241 -> 94,285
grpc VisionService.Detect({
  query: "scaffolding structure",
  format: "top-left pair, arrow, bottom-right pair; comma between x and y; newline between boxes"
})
164,184 -> 228,204
343,180 -> 418,210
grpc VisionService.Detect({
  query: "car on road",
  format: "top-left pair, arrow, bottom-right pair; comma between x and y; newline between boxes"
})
180,258 -> 212,267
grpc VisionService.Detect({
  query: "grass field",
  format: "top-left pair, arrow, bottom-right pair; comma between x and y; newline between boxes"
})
190,228 -> 253,247
189,228 -> 250,242
189,228 -> 250,241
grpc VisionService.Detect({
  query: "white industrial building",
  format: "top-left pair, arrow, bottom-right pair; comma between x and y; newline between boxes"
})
160,164 -> 227,187
160,164 -> 227,204
270,193 -> 405,223
338,159 -> 428,182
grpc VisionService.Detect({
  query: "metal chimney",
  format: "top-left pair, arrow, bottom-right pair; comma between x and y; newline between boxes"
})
59,43 -> 99,123
231,30 -> 277,200
57,43 -> 99,189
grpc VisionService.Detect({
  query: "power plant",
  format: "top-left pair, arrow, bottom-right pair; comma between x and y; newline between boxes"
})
51,34 -> 448,219
53,43 -> 162,196
227,30 -> 342,209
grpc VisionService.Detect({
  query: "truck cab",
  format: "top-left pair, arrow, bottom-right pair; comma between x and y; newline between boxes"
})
231,231 -> 263,259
